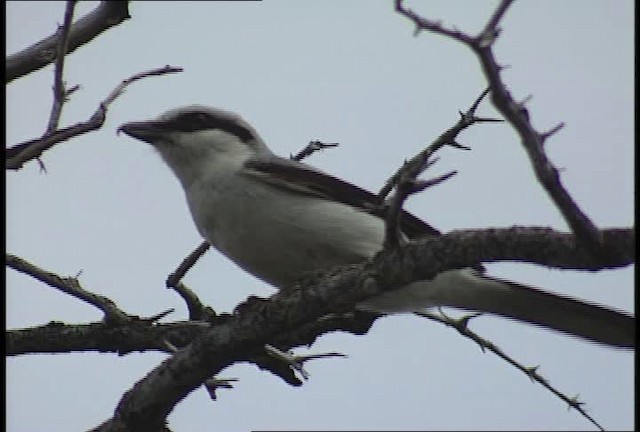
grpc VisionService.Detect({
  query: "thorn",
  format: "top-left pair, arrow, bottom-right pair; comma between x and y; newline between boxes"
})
204,376 -> 239,400
147,308 -> 175,322
264,344 -> 346,381
567,394 -> 584,410
449,141 -> 472,150
68,84 -> 81,94
540,122 -> 565,143
524,365 -> 540,382
474,116 -> 503,124
37,157 -> 48,174
410,171 -> 457,193
457,312 -> 483,330
163,339 -> 179,353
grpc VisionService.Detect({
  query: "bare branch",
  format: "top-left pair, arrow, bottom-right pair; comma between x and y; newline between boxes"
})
479,0 -> 515,46
417,309 -> 604,431
5,65 -> 183,171
395,0 -> 605,254
290,140 -> 340,162
6,253 -> 130,324
6,320 -> 211,357
377,88 -> 491,201
165,241 -> 214,320
166,241 -> 210,287
6,1 -> 131,83
92,226 -> 633,431
264,344 -> 347,381
394,0 -> 476,44
380,88 -> 492,248
45,0 -> 77,135
102,65 -> 184,107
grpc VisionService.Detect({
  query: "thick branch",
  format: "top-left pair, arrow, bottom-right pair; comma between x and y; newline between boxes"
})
6,320 -> 210,357
6,1 -> 131,83
93,226 -> 633,432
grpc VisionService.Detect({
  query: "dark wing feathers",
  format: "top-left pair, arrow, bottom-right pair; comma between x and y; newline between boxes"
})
244,156 -> 441,239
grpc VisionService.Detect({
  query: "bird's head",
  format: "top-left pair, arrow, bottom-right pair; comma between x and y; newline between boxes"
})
119,105 -> 272,186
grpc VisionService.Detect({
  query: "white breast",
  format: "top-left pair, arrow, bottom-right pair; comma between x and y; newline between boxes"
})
185,169 -> 385,288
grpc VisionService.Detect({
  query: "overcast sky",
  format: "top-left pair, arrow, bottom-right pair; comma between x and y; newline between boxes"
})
7,1 -> 634,431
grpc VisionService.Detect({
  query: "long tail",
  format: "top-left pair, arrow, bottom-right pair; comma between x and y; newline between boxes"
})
357,269 -> 635,348
448,274 -> 634,348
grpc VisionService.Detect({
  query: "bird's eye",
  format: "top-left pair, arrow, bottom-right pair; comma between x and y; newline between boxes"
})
174,112 -> 210,130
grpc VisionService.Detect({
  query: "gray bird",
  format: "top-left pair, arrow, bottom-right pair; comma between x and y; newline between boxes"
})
119,105 -> 634,348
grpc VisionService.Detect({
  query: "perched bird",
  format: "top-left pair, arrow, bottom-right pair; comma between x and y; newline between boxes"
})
119,105 -> 634,348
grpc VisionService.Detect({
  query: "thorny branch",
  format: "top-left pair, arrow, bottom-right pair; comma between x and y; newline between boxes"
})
417,309 -> 603,431
392,1 -> 630,428
395,0 -> 604,255
90,226 -> 632,431
379,88 -> 500,248
7,2 -> 632,431
6,65 -> 183,171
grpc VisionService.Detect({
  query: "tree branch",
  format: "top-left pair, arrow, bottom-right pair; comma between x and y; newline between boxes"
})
379,88 -> 497,248
5,65 -> 183,170
6,1 -> 131,83
45,0 -> 77,136
6,320 -> 210,357
395,0 -> 606,255
417,309 -> 603,431
165,241 -> 214,321
91,226 -> 634,431
6,253 -> 130,324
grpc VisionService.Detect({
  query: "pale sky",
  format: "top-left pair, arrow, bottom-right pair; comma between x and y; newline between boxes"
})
7,1 -> 634,431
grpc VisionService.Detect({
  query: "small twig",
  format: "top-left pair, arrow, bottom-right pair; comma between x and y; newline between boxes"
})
248,311 -> 377,387
6,65 -> 183,171
540,122 -> 565,144
378,88 -> 492,201
170,282 -> 216,321
166,241 -> 215,320
145,308 -> 175,323
203,377 -> 239,401
45,0 -> 77,135
166,241 -> 210,287
394,0 -> 475,44
290,140 -> 340,162
6,253 -> 129,325
410,171 -> 458,195
416,308 -> 604,431
380,88 -> 496,248
264,344 -> 347,381
101,65 -> 184,107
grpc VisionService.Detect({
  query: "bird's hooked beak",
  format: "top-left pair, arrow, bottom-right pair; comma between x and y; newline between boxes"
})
118,120 -> 168,144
